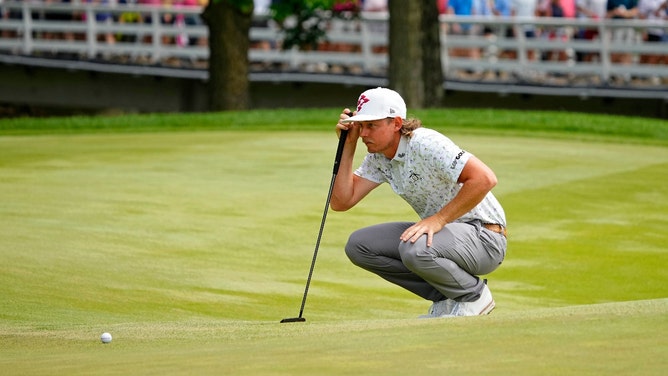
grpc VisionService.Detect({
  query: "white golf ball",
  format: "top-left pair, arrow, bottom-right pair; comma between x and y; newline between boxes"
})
100,332 -> 112,344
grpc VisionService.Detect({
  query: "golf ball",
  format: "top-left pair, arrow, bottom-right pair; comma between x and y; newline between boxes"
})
100,332 -> 112,344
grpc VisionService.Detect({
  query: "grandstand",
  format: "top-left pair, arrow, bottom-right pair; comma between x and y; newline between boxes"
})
1,1 -> 667,116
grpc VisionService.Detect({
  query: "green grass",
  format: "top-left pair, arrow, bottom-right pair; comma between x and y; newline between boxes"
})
2,300 -> 665,375
1,109 -> 667,375
2,108 -> 667,145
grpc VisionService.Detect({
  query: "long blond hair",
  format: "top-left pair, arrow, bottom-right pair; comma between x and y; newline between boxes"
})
400,118 -> 422,137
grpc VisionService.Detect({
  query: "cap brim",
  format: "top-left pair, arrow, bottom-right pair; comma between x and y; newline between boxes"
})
341,114 -> 388,123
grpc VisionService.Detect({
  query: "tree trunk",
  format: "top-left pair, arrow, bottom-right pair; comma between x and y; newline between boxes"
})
388,0 -> 443,109
420,0 -> 444,108
388,0 -> 423,109
202,1 -> 252,111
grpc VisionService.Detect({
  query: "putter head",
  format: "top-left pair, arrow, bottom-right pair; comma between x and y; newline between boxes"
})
280,317 -> 306,323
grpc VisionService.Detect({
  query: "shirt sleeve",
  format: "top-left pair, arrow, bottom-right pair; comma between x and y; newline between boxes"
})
354,154 -> 387,184
442,148 -> 471,183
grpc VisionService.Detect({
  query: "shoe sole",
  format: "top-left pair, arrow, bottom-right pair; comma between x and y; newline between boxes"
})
479,299 -> 496,315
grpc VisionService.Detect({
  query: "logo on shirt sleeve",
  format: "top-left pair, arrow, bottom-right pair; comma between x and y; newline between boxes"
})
449,151 -> 466,169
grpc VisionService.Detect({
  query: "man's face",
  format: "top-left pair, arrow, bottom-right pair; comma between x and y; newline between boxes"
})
357,117 -> 401,158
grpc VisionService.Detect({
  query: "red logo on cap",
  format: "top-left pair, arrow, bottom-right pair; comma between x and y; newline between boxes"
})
357,95 -> 370,112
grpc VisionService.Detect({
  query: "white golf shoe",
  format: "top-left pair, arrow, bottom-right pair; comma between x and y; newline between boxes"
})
447,284 -> 495,317
419,299 -> 456,318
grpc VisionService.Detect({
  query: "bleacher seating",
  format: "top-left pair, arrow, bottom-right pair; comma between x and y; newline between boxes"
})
1,1 -> 667,99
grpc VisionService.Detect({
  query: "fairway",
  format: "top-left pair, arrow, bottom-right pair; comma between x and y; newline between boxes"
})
1,115 -> 667,374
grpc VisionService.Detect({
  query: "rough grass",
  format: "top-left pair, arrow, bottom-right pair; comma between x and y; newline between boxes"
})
2,108 -> 667,145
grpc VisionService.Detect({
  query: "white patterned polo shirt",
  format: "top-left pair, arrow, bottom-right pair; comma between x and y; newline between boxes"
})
354,127 -> 506,225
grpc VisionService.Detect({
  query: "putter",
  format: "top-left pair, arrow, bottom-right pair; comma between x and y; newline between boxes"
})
281,121 -> 350,323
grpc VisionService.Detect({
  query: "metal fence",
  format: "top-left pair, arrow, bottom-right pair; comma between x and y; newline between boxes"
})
1,1 -> 667,96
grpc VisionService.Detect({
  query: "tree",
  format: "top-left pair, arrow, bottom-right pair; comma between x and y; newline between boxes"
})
201,0 -> 335,112
201,0 -> 254,111
200,0 -> 442,112
419,0 -> 444,108
388,0 -> 443,109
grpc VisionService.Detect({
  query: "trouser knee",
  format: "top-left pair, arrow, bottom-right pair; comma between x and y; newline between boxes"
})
344,231 -> 366,267
398,239 -> 429,272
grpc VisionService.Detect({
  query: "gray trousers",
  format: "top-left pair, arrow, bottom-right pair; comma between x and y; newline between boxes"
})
345,220 -> 506,303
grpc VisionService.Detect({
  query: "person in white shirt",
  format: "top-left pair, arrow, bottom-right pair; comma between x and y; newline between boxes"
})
638,0 -> 668,65
332,88 -> 507,318
511,0 -> 539,61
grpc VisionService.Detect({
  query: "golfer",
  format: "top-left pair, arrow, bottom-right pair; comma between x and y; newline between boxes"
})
331,87 -> 507,317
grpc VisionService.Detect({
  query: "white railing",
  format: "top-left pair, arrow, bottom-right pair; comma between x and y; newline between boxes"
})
0,1 -> 209,62
439,15 -> 668,84
1,1 -> 667,88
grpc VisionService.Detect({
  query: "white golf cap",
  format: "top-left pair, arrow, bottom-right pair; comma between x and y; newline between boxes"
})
342,87 -> 407,123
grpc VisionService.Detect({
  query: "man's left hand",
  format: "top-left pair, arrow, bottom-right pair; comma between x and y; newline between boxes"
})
400,215 -> 446,247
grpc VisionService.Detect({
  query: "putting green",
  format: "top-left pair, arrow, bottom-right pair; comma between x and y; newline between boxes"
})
0,130 -> 666,375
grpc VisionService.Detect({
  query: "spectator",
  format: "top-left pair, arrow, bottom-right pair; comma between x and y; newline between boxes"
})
168,0 -> 202,48
158,1 -> 178,47
43,1 -> 77,44
575,0 -> 607,61
251,0 -> 273,51
1,1 -> 9,41
577,0 -> 608,17
361,0 -> 387,54
511,0 -> 539,62
491,0 -> 516,62
473,0 -> 495,32
438,0 -> 450,14
448,0 -> 482,65
606,0 -> 639,67
437,0 -> 450,43
559,0 -> 578,16
1,0 -> 22,41
537,0 -> 572,61
83,0 -> 116,53
448,0 -> 475,36
118,0 -> 142,43
139,0 -> 162,25
180,0 -> 205,47
637,0 -> 668,65
492,0 -> 513,16
474,0 -> 500,77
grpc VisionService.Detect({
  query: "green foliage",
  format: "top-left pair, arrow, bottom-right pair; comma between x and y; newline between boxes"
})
270,0 -> 337,20
270,0 -> 339,50
207,0 -> 359,49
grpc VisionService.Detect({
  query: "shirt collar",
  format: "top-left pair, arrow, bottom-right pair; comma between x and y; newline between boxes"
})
392,135 -> 408,161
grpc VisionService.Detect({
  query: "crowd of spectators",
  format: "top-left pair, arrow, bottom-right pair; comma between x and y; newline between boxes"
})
0,0 -> 209,62
441,0 -> 667,65
1,0 -> 666,84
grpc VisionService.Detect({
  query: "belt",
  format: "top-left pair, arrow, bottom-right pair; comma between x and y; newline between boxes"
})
483,223 -> 507,238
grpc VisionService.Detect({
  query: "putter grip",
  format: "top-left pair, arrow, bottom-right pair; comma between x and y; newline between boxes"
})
332,111 -> 353,174
332,129 -> 348,175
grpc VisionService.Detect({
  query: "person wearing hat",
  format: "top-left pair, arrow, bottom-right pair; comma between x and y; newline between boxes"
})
331,87 -> 507,318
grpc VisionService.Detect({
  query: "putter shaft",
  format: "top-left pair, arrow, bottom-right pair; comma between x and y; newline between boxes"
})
280,128 -> 349,324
